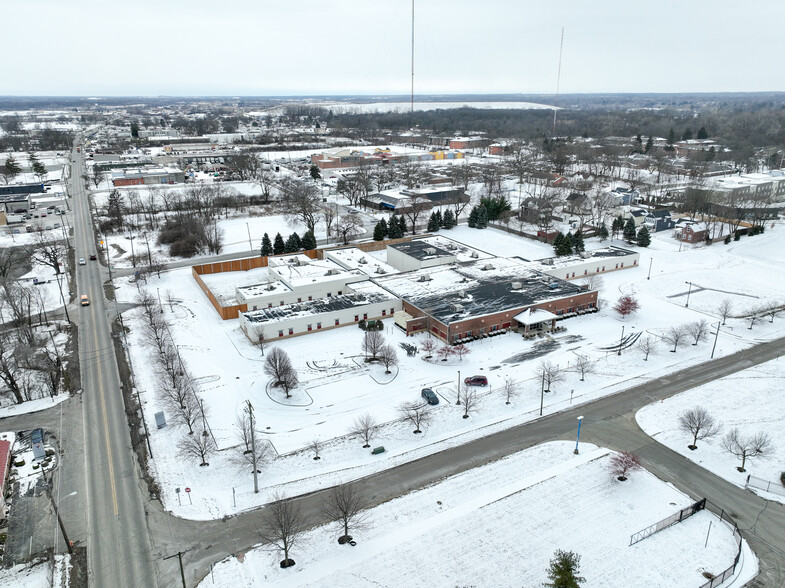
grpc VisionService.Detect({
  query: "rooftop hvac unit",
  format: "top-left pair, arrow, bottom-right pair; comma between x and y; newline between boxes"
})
459,290 -> 467,298
511,281 -> 522,290
445,243 -> 456,250
470,251 -> 479,258
543,258 -> 554,265
358,257 -> 367,264
483,264 -> 495,271
375,267 -> 386,274
419,273 -> 431,282
580,252 -> 590,259
548,282 -> 560,290
424,247 -> 437,255
452,303 -> 464,312
265,284 -> 276,291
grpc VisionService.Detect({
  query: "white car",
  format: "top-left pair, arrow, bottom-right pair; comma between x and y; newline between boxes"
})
79,258 -> 86,265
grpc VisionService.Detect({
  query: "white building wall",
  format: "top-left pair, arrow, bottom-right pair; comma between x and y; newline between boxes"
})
240,275 -> 364,309
386,247 -> 420,272
240,298 -> 402,341
541,251 -> 640,281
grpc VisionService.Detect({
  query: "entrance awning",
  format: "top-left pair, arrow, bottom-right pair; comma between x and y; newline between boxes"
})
513,308 -> 558,326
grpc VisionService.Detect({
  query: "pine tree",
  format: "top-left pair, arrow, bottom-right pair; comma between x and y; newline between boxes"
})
556,233 -> 573,256
106,189 -> 125,231
427,212 -> 440,232
1,154 -> 21,183
553,232 -> 564,255
373,220 -> 386,241
697,126 -> 709,140
544,549 -> 585,588
435,209 -> 443,226
623,217 -> 637,243
468,206 -> 479,228
389,215 -> 403,238
301,230 -> 317,250
273,232 -> 286,255
398,215 -> 409,236
442,209 -> 456,229
611,217 -> 622,240
636,225 -> 651,247
682,128 -> 694,141
378,217 -> 388,237
644,136 -> 654,154
599,223 -> 609,241
476,205 -> 489,229
261,233 -> 272,256
572,230 -> 585,253
666,128 -> 676,151
285,232 -> 302,253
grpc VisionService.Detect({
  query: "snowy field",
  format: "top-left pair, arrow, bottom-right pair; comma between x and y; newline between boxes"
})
200,442 -> 753,588
289,100 -> 558,114
637,359 -> 785,503
115,220 -> 785,520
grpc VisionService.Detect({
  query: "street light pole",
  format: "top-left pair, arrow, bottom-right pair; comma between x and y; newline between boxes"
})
647,258 -> 652,280
617,325 -> 625,356
574,416 -> 584,454
246,400 -> 259,494
539,369 -> 545,416
685,281 -> 692,308
711,322 -> 720,359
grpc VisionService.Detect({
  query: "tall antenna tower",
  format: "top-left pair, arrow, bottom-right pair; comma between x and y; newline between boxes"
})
411,0 -> 415,117
552,27 -> 564,137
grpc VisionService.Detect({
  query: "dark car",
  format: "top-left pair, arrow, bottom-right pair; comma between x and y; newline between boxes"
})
464,375 -> 488,387
89,254 -> 97,260
421,388 -> 439,405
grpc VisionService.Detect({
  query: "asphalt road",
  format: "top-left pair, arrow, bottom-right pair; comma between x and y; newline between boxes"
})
70,146 -> 159,587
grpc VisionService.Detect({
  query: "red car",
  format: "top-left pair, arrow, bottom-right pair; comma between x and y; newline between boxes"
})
464,375 -> 488,386
89,254 -> 97,260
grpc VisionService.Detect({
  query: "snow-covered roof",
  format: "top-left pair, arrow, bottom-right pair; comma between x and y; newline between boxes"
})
514,308 -> 558,325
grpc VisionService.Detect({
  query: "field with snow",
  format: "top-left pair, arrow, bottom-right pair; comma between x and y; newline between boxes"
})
115,219 -> 785,521
200,442 -> 753,588
637,359 -> 785,503
294,100 -> 558,114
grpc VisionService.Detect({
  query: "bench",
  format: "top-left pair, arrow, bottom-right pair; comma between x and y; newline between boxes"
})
371,446 -> 385,455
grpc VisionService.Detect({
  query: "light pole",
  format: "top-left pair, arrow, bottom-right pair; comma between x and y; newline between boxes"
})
574,416 -> 584,454
711,321 -> 721,359
246,400 -> 259,493
617,325 -> 625,356
43,467 -> 76,555
456,370 -> 461,405
539,369 -> 545,416
129,235 -> 136,267
647,258 -> 652,280
685,281 -> 693,308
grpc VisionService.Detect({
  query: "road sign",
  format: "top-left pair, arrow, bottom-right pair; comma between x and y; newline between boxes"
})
185,487 -> 191,493
175,487 -> 180,494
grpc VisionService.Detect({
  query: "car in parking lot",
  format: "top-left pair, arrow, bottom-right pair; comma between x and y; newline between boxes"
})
79,258 -> 86,265
421,388 -> 439,405
348,208 -> 359,214
89,254 -> 97,260
464,375 -> 488,386
80,295 -> 90,306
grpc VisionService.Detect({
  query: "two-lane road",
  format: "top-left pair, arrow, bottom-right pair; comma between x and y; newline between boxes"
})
70,145 -> 158,587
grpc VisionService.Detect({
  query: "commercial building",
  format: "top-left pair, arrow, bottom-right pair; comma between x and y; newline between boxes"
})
531,246 -> 640,281
111,166 -> 185,187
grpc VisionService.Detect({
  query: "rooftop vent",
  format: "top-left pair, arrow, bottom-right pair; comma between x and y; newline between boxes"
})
511,281 -> 522,290
483,264 -> 495,271
451,303 -> 464,312
470,251 -> 479,259
445,243 -> 457,250
424,247 -> 437,255
548,282 -> 560,290
459,290 -> 467,298
265,284 -> 276,291
543,258 -> 554,265
418,273 -> 432,282
358,257 -> 367,264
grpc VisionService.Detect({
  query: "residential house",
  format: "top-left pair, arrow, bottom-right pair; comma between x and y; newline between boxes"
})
643,209 -> 675,232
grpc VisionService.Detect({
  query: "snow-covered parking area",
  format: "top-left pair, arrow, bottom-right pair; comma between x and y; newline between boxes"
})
201,442 -> 754,588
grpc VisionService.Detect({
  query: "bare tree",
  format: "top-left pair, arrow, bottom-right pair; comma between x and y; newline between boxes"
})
662,325 -> 688,352
0,330 -> 25,404
177,429 -> 216,466
0,247 -> 26,279
460,387 -> 477,418
361,330 -> 385,361
256,329 -> 267,357
761,302 -> 783,324
279,367 -> 299,398
420,338 -> 436,358
260,492 -> 308,568
503,377 -> 518,405
334,214 -> 364,244
399,401 -> 431,434
637,336 -> 657,361
321,206 -> 336,241
309,439 -> 322,460
264,347 -> 297,395
402,197 -> 431,235
351,413 -> 378,448
538,361 -> 564,393
321,483 -> 368,544
722,428 -> 771,472
581,274 -> 604,293
437,345 -> 453,362
26,233 -> 66,275
571,354 -> 594,381
452,344 -> 470,361
678,407 -> 721,450
717,299 -> 733,325
280,177 -> 321,235
609,451 -> 642,481
686,319 -> 709,345
378,344 -> 398,374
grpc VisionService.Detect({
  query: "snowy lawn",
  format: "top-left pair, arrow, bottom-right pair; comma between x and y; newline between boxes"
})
117,222 -> 785,520
200,442 -> 751,588
637,359 -> 785,503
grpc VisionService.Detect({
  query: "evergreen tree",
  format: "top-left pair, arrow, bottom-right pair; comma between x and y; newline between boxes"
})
572,230 -> 585,253
707,146 -> 716,161
301,230 -> 317,250
697,126 -> 709,140
273,232 -> 286,255
479,195 -> 511,221
378,217 -> 388,238
309,164 -> 321,180
610,217 -> 622,240
644,136 -> 654,154
130,122 -> 139,138
544,549 -> 585,588
442,209 -> 456,229
724,234 -> 731,244
427,212 -> 440,232
476,204 -> 489,229
261,233 -> 272,256
553,232 -> 565,255
682,128 -> 694,141
434,209 -> 443,227
666,128 -> 676,151
634,134 -> 643,153
636,225 -> 651,247
106,189 -> 125,231
398,215 -> 409,236
1,154 -> 21,183
468,206 -> 479,228
623,217 -> 638,244
599,223 -> 609,241
29,152 -> 47,180
373,220 -> 387,241
388,215 -> 402,238
285,232 -> 301,253
556,233 -> 573,256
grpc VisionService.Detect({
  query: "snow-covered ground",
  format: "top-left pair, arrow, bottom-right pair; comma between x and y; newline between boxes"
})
116,220 -> 785,520
283,100 -> 558,114
199,442 -> 754,588
0,555 -> 70,588
637,359 -> 785,503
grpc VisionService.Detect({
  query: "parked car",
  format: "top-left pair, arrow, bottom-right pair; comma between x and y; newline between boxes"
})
464,375 -> 488,386
80,295 -> 90,306
89,254 -> 97,260
421,388 -> 439,405
79,258 -> 86,265
44,225 -> 52,231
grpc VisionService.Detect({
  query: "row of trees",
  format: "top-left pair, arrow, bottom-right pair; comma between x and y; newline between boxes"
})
260,230 -> 317,256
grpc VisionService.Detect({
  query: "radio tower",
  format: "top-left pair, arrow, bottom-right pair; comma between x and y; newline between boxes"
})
410,0 -> 415,118
552,27 -> 564,137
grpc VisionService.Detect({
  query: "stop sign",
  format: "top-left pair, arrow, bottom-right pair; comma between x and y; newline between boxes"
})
185,487 -> 191,493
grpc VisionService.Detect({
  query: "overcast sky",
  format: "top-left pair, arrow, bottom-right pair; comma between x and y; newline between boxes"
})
5,1 -> 784,96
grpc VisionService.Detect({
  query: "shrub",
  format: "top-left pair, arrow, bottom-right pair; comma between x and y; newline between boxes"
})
780,471 -> 785,487
724,234 -> 732,244
13,459 -> 25,467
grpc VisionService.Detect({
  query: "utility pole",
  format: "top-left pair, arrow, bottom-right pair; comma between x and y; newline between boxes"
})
411,0 -> 415,118
246,400 -> 259,493
552,27 -> 564,137
163,551 -> 187,588
42,467 -> 73,555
